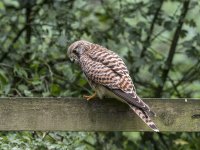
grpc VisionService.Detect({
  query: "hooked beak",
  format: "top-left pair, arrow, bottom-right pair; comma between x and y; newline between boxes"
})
70,58 -> 75,63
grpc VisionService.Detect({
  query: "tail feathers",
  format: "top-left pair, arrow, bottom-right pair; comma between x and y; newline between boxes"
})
129,104 -> 159,132
146,109 -> 156,118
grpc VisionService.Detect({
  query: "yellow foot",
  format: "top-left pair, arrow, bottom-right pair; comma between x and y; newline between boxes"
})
83,92 -> 97,101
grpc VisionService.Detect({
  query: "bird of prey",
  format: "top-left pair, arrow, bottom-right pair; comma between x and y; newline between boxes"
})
67,40 -> 159,132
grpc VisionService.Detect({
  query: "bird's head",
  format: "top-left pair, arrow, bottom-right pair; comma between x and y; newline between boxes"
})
67,40 -> 91,63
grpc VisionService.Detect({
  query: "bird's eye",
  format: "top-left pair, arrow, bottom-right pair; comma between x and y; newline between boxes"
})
73,49 -> 80,57
73,49 -> 78,54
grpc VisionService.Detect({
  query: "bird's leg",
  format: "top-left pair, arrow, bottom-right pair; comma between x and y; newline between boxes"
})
83,92 -> 97,101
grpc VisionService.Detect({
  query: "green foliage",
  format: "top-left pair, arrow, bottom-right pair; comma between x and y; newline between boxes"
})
0,0 -> 200,149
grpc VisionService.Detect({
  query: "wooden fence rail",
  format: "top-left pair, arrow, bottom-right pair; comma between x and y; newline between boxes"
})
0,98 -> 199,131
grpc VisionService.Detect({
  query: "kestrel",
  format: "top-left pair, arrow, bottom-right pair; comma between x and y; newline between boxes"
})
67,40 -> 159,132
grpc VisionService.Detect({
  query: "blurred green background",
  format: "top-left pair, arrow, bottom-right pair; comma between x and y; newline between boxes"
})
0,0 -> 200,149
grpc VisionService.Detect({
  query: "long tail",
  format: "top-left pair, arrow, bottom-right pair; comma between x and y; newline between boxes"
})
128,104 -> 159,132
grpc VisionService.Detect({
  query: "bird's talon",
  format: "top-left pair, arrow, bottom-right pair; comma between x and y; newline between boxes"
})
83,92 -> 96,101
83,95 -> 91,101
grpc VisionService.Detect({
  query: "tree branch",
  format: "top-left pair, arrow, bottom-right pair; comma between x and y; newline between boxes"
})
168,77 -> 182,97
140,0 -> 164,58
134,0 -> 164,74
0,26 -> 26,62
155,0 -> 190,97
25,3 -> 32,45
168,60 -> 200,94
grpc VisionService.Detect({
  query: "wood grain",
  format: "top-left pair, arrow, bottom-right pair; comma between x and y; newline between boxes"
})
0,98 -> 199,131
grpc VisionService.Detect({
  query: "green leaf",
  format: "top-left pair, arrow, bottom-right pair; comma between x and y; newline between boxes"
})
4,84 -> 11,95
78,78 -> 87,86
164,21 -> 175,30
186,47 -> 200,58
0,70 -> 8,84
182,40 -> 193,48
24,90 -> 33,96
194,34 -> 200,46
136,21 -> 146,29
50,84 -> 61,95
18,84 -> 28,91
14,64 -> 28,78
42,92 -> 50,97
180,29 -> 188,38
31,80 -> 42,85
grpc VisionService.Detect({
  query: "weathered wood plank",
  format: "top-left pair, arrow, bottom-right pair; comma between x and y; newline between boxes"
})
0,98 -> 199,131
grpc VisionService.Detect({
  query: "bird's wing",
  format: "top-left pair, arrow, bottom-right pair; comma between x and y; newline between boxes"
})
87,46 -> 135,91
88,46 -> 129,75
81,49 -> 151,113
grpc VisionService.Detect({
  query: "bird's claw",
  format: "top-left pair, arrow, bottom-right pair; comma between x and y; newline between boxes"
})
83,92 -> 96,101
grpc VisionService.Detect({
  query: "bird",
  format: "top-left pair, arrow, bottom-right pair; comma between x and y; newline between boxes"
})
67,40 -> 159,132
